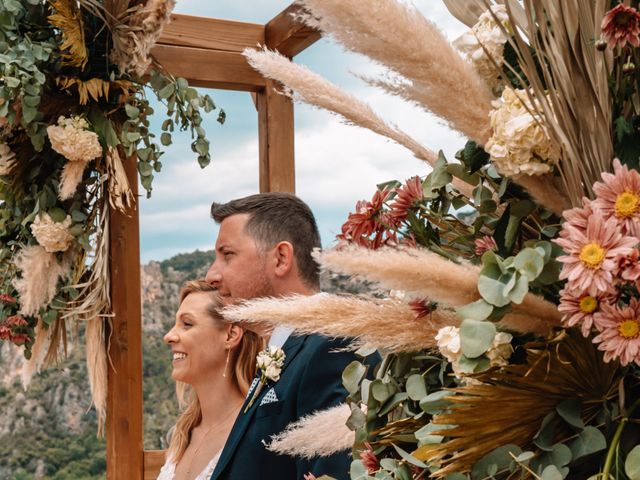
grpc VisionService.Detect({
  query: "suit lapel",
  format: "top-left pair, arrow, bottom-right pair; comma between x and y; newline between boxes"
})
209,334 -> 308,479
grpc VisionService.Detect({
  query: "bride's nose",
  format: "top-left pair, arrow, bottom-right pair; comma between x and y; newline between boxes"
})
164,326 -> 178,344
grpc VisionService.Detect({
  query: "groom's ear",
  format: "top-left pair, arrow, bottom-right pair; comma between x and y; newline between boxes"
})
225,323 -> 244,349
272,241 -> 294,278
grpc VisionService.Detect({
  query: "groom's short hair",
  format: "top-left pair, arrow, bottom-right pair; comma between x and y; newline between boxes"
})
211,193 -> 321,288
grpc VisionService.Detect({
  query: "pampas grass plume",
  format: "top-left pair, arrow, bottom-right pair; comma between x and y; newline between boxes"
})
59,160 -> 88,200
268,403 -> 354,458
86,318 -> 108,435
13,246 -> 70,316
224,293 -> 459,353
299,0 -> 493,144
21,318 -> 49,389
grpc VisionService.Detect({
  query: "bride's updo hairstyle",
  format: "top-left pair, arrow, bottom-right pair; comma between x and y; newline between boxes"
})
167,280 -> 263,462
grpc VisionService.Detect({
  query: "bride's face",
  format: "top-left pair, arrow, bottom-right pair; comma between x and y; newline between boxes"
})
164,292 -> 229,384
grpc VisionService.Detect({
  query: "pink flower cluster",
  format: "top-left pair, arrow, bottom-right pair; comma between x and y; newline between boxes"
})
338,177 -> 424,249
0,314 -> 30,345
555,160 -> 640,366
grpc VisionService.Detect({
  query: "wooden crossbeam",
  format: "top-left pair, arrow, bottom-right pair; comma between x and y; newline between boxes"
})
266,4 -> 321,57
158,14 -> 264,52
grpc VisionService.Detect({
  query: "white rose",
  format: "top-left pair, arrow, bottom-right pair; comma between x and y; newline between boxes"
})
435,326 -> 462,363
256,353 -> 272,370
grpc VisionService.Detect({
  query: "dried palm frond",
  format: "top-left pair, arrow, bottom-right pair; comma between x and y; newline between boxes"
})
505,1 -> 613,205
269,403 -> 354,458
315,246 -> 561,333
426,330 -> 621,477
43,316 -> 67,366
298,0 -> 494,145
105,146 -> 134,212
224,293 -> 459,353
86,317 -> 108,435
48,0 -> 88,69
243,48 -> 474,199
55,77 -> 133,106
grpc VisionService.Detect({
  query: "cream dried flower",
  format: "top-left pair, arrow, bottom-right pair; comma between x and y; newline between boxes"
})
0,142 -> 15,175
30,213 -> 75,253
454,4 -> 510,93
486,331 -> 513,367
435,325 -> 462,363
47,116 -> 102,163
485,87 -> 560,177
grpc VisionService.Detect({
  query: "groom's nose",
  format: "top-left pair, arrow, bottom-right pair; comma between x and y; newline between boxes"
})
205,261 -> 221,286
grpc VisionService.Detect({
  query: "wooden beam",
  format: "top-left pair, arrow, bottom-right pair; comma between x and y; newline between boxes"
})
257,79 -> 295,193
107,157 -> 143,479
266,4 -> 321,58
152,44 -> 266,92
143,450 -> 166,480
158,14 -> 264,52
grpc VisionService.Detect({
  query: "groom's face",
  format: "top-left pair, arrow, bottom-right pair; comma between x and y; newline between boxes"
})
206,213 -> 275,301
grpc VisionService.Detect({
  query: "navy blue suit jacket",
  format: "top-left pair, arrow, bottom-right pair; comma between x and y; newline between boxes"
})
209,334 -> 378,480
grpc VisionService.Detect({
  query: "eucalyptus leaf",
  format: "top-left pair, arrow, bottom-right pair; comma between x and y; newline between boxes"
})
456,299 -> 493,321
405,374 -> 427,401
391,443 -> 427,468
460,319 -> 496,358
342,361 -> 366,396
569,426 -> 606,460
556,399 -> 584,430
625,445 -> 640,479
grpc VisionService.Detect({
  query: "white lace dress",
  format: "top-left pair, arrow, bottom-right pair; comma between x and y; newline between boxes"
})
156,451 -> 222,480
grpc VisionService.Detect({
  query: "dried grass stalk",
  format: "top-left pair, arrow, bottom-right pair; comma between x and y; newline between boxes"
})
244,48 -> 474,198
315,246 -> 560,333
86,318 -> 108,436
426,331 -> 621,477
224,293 -> 459,353
299,0 -> 493,144
506,1 -> 613,205
268,403 -> 354,458
13,246 -> 71,316
21,318 -> 49,389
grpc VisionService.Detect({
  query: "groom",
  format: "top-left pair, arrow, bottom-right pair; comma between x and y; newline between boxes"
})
205,193 -> 375,479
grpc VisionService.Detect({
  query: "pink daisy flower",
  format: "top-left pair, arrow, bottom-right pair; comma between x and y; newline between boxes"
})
558,288 -> 612,336
618,248 -> 640,282
554,212 -> 637,295
593,159 -> 640,238
474,235 -> 498,256
601,4 -> 640,49
593,298 -> 640,366
559,197 -> 594,238
338,189 -> 395,249
389,176 -> 424,222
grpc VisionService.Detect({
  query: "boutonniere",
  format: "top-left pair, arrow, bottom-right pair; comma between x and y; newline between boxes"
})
244,345 -> 285,413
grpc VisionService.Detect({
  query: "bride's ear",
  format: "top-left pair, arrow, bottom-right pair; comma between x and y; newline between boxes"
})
225,323 -> 244,349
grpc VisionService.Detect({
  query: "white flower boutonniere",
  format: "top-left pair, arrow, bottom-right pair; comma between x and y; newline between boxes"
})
244,345 -> 285,413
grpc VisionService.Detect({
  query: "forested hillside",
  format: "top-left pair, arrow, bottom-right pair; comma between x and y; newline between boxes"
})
0,249 -> 363,479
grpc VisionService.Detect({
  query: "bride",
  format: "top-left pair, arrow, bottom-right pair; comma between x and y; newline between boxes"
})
158,280 -> 263,480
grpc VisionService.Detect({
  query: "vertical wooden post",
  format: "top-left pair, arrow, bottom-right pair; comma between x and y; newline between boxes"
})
257,78 -> 295,193
107,156 -> 143,480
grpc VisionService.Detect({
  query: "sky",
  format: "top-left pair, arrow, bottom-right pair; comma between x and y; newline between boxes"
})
138,1 -> 468,262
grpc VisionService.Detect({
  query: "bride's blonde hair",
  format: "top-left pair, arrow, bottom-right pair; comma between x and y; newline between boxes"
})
166,280 -> 264,462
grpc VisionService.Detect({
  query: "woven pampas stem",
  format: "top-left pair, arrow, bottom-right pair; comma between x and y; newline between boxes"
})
244,48 -> 474,199
224,293 -> 459,353
86,317 -> 108,435
268,403 -> 354,458
299,0 -> 493,144
13,246 -> 71,316
315,246 -> 561,332
21,318 -> 49,389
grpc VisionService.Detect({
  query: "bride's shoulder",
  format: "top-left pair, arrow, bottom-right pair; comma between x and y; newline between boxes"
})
156,457 -> 176,480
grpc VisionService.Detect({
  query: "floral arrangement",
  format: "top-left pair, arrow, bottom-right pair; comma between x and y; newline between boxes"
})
0,0 -> 222,429
230,0 -> 640,478
245,345 -> 285,412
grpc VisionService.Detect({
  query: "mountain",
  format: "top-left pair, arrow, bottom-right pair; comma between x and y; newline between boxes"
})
0,248 -> 367,479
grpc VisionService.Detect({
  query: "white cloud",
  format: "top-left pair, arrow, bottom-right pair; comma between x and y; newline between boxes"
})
140,0 -> 475,261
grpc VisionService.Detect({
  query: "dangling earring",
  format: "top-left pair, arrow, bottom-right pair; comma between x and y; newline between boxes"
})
222,347 -> 231,378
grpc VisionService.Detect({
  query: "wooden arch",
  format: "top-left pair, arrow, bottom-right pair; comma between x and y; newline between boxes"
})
107,5 -> 321,479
